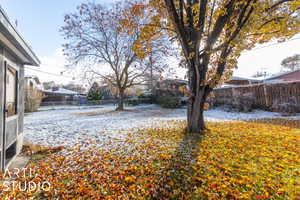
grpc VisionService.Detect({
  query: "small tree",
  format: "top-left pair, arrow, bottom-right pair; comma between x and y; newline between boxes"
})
61,2 -> 152,110
87,82 -> 103,101
281,54 -> 300,72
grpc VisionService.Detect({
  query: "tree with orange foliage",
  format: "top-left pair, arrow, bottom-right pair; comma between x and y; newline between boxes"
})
61,1 -> 172,110
125,0 -> 300,133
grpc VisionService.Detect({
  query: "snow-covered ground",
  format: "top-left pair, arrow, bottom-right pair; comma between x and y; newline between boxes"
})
24,104 -> 300,147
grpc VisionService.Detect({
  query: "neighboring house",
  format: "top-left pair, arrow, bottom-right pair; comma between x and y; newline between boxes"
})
99,85 -> 115,99
24,75 -> 44,112
25,75 -> 43,90
0,7 -> 40,171
43,81 -> 56,90
156,79 -> 188,97
264,69 -> 300,83
88,82 -> 115,100
225,76 -> 262,86
62,82 -> 86,95
42,87 -> 79,106
156,79 -> 188,90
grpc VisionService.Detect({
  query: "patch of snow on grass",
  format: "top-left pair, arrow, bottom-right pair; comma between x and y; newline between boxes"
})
24,104 -> 300,147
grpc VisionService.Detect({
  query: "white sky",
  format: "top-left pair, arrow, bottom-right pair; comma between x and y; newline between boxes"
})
2,1 -> 299,85
236,34 -> 300,78
25,35 -> 300,85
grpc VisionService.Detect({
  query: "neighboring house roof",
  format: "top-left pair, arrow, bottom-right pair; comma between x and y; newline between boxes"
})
43,88 -> 78,95
218,83 -> 240,88
265,69 -> 300,81
250,76 -> 272,81
0,6 -> 40,66
224,76 -> 263,86
159,79 -> 188,85
229,76 -> 262,82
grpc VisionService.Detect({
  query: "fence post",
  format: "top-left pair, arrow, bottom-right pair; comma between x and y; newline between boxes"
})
263,85 -> 269,107
231,87 -> 235,105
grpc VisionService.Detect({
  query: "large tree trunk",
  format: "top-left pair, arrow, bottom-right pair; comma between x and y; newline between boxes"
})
187,60 -> 211,134
187,90 -> 207,134
116,90 -> 125,111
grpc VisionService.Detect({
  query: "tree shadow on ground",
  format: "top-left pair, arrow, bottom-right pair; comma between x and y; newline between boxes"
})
152,130 -> 204,200
247,118 -> 300,129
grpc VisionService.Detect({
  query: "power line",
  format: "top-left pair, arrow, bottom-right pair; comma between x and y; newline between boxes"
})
25,37 -> 300,78
25,66 -> 75,79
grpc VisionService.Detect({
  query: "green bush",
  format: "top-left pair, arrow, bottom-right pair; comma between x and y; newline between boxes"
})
87,82 -> 103,101
126,99 -> 140,106
87,91 -> 103,101
157,96 -> 181,109
138,94 -> 155,104
126,97 -> 154,106
138,93 -> 152,98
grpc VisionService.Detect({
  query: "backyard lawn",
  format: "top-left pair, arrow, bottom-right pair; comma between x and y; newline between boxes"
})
1,0 -> 299,199
1,105 -> 299,199
22,104 -> 299,147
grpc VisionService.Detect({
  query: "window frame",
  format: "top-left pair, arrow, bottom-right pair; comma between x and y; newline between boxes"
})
4,60 -> 19,118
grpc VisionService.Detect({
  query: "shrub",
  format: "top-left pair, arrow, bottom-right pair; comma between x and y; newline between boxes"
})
126,96 -> 154,106
157,96 -> 181,109
126,99 -> 140,106
138,93 -> 151,99
155,88 -> 183,97
87,91 -> 103,101
87,83 -> 103,101
138,93 -> 155,104
25,88 -> 44,112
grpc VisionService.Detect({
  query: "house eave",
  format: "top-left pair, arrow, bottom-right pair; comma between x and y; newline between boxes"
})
0,6 -> 40,66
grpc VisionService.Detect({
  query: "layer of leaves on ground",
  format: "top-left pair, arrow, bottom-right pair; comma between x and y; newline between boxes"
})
249,118 -> 300,129
0,120 -> 299,199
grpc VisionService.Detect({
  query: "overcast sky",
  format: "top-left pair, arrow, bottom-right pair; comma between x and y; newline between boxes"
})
1,0 -> 300,85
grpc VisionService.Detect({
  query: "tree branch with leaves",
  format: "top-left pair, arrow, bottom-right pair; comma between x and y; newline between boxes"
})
124,0 -> 300,133
61,2 -> 151,110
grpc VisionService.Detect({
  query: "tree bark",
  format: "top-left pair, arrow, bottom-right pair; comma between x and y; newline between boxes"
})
187,61 -> 211,134
116,90 -> 125,111
187,89 -> 208,134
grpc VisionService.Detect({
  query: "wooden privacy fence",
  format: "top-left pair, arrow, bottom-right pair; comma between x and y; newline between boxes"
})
212,81 -> 300,111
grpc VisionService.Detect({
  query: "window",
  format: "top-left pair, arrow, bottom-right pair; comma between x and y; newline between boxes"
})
6,66 -> 18,117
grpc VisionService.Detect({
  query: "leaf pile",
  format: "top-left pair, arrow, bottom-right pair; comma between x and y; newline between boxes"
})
0,120 -> 299,199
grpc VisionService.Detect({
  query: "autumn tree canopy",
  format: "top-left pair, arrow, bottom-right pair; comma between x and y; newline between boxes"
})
124,0 -> 300,133
61,2 -> 169,110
